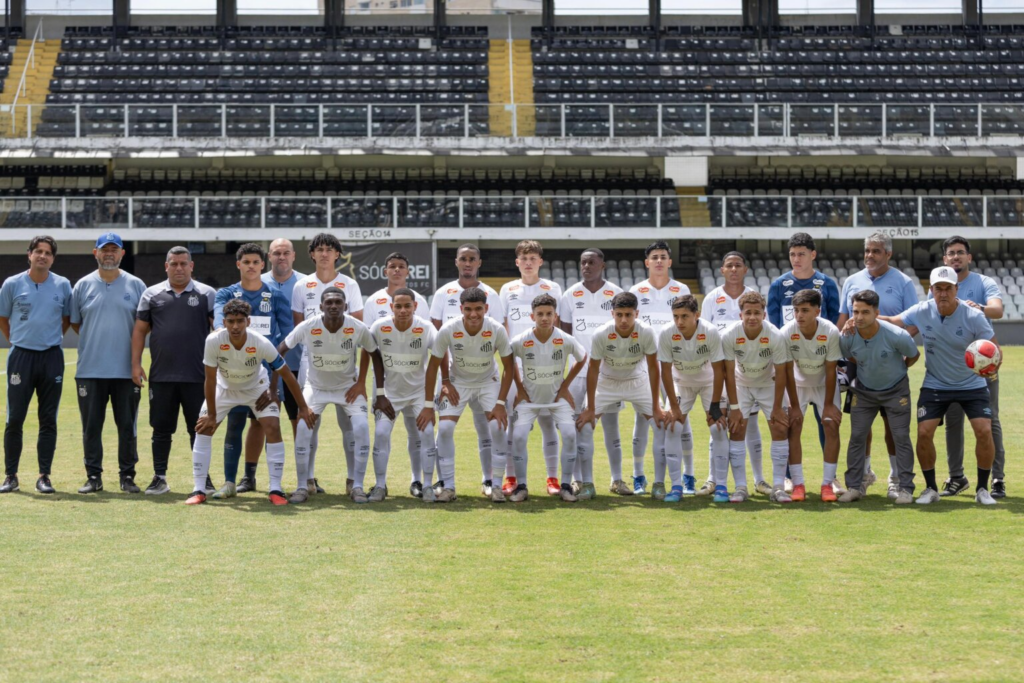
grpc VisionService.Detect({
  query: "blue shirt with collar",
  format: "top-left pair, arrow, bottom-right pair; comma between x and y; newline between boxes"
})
214,282 -> 292,350
901,300 -> 995,391
262,270 -> 304,369
840,267 -> 920,318
839,320 -> 919,392
71,271 -> 147,379
767,269 -> 840,328
928,270 -> 1002,307
0,271 -> 72,351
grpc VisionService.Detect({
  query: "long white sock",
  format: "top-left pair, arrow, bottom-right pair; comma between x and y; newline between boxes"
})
578,423 -> 595,483
679,418 -> 694,477
294,419 -> 314,486
403,412 -> 421,484
337,406 -> 354,480
864,455 -> 872,474
192,433 -> 213,493
539,414 -> 560,479
653,423 -> 668,484
888,454 -> 898,484
790,463 -> 804,486
711,426 -> 730,488
350,413 -> 371,489
266,440 -> 285,492
707,436 -> 714,482
558,423 -> 577,485
505,407 -> 516,479
372,417 -> 394,489
603,413 -> 623,482
770,440 -> 789,488
511,423 -> 531,483
658,424 -> 681,487
746,416 -> 764,483
823,461 -> 838,486
307,416 -> 320,480
728,439 -> 746,489
419,425 -> 436,486
436,420 -> 457,489
632,414 -> 650,478
472,409 -> 492,482
489,419 -> 509,485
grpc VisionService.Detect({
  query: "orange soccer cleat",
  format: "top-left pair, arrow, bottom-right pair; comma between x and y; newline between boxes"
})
791,484 -> 806,502
185,491 -> 206,505
268,491 -> 289,506
546,477 -> 561,496
820,484 -> 837,502
502,477 -> 517,496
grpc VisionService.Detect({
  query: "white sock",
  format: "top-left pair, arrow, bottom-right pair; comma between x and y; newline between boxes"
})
770,440 -> 789,488
679,418 -> 694,477
539,414 -> 560,479
746,416 -> 764,482
337,407 -> 354,480
472,409 -> 492,482
307,416 -> 320,480
706,436 -> 715,483
728,439 -> 746,489
558,423 -> 576,485
660,425 -> 682,488
403,412 -> 421,484
372,417 -> 394,489
294,419 -> 314,486
511,423 -> 531,483
266,440 -> 285,492
888,454 -> 898,483
419,425 -> 436,486
823,461 -> 838,486
603,413 -> 623,482
489,419 -> 508,485
631,415 -> 650,478
711,426 -> 730,489
864,455 -> 872,474
436,420 -> 457,489
192,433 -> 213,493
653,424 -> 667,484
578,423 -> 595,483
790,463 -> 805,486
349,413 -> 371,489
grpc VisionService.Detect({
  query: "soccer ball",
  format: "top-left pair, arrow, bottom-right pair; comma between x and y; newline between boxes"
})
965,340 -> 1001,377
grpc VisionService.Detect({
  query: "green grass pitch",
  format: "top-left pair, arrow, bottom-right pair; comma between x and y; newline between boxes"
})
2,348 -> 1023,682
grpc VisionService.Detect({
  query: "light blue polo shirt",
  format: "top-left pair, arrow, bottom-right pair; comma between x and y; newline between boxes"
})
840,267 -> 920,318
71,271 -> 147,379
262,270 -> 304,369
928,271 -> 1003,307
839,320 -> 919,392
0,271 -> 72,351
901,300 -> 995,391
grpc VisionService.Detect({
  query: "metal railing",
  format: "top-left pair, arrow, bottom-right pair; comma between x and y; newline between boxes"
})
9,20 -> 44,116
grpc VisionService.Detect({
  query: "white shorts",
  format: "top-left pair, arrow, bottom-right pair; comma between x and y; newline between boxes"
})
737,384 -> 787,420
436,380 -> 500,419
200,383 -> 280,424
374,395 -> 425,424
514,399 -> 575,428
672,383 -> 720,415
795,384 -> 842,415
589,375 -> 653,418
304,384 -> 369,418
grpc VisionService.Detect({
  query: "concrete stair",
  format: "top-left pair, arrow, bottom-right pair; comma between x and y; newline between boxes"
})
487,40 -> 534,137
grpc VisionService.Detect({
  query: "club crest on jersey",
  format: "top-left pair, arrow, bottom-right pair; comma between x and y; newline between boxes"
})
220,344 -> 230,350
260,301 -> 271,313
311,328 -> 323,336
453,331 -> 464,339
760,337 -> 769,344
553,338 -> 564,345
697,333 -> 706,341
573,290 -> 584,298
412,327 -> 424,334
343,328 -> 354,335
187,295 -> 200,307
672,334 -> 682,341
381,326 -> 393,333
791,333 -> 801,340
376,298 -> 387,305
524,340 -> 535,348
817,334 -> 827,342
716,296 -> 726,304
245,346 -> 256,354
482,331 -> 493,338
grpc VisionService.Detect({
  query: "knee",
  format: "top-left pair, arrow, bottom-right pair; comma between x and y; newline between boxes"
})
973,421 -> 993,440
374,419 -> 393,442
262,424 -> 282,441
438,420 -> 457,440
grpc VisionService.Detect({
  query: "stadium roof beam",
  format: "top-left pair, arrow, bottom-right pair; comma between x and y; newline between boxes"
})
324,0 -> 344,39
964,0 -> 981,26
6,0 -> 26,39
857,0 -> 874,30
542,0 -> 554,30
434,0 -> 446,36
112,0 -> 130,38
217,0 -> 238,29
649,0 -> 661,33
742,0 -> 778,42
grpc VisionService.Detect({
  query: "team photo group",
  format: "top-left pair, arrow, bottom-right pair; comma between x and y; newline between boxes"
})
0,230 -> 1006,507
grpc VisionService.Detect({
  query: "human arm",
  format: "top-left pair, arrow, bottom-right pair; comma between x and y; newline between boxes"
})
196,366 -> 219,433
557,354 -> 587,410
724,360 -> 742,433
660,361 -> 686,429
490,353 -> 514,430
131,319 -> 151,387
646,352 -> 667,426
823,360 -> 842,423
416,354 -> 443,432
575,357 -> 601,431
276,363 -> 314,428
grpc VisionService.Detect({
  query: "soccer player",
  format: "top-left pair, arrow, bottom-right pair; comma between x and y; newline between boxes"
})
419,287 -> 514,503
500,240 -> 564,497
576,292 -> 665,496
698,251 -> 765,496
262,238 -> 305,436
883,267 -> 1002,506
837,232 -> 919,495
509,294 -> 587,502
0,236 -> 72,495
629,240 -> 690,495
212,243 -> 292,499
722,292 -> 797,503
781,289 -> 843,502
936,236 -> 1006,498
132,246 -> 215,495
429,244 -> 506,495
657,295 -> 727,504
361,252 -> 429,322
187,299 -> 311,506
559,248 -> 623,500
293,233 -> 365,494
368,288 -> 438,502
70,232 -> 146,494
838,290 -> 919,504
278,287 -> 379,503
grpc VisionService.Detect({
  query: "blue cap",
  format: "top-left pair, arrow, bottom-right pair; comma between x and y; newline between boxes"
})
95,232 -> 123,249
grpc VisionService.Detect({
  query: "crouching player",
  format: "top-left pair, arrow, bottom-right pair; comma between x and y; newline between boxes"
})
369,288 -> 438,503
656,295 -> 728,503
781,289 -> 844,502
187,299 -> 312,505
277,287 -> 379,504
418,288 -> 515,503
509,294 -> 588,502
722,292 -> 797,503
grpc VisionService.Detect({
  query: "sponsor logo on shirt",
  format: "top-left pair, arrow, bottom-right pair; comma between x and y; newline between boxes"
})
343,328 -> 354,335
631,332 -> 638,339
453,331 -> 464,339
220,344 -> 230,350
333,282 -> 347,289
381,326 -> 392,333
482,331 -> 493,338
509,284 -> 520,291
672,334 -> 682,341
524,340 -> 535,348
573,290 -> 584,298
669,286 -> 680,293
306,281 -> 317,288
311,328 -> 323,335
760,337 -> 769,344
736,337 -> 746,345
716,296 -> 726,304
447,288 -> 459,294
540,284 -> 551,291
553,338 -> 564,346
376,298 -> 387,305
817,334 -> 827,342
697,334 -> 706,341
608,333 -> 617,340
791,334 -> 801,340
638,287 -> 650,294
603,290 -> 614,297
245,346 -> 256,354
412,327 -> 424,334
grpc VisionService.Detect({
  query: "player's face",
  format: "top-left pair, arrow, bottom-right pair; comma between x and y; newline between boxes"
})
612,307 -> 637,335
863,243 -> 889,272
391,294 -> 416,325
516,252 -> 542,278
311,244 -> 341,270
531,305 -> 556,331
237,254 -> 264,281
165,254 -> 194,286
28,243 -> 54,271
456,248 -> 481,279
793,302 -> 820,328
224,313 -> 249,339
94,244 -> 124,271
320,293 -> 347,321
385,258 -> 409,285
645,249 -> 671,276
931,282 -> 957,314
943,243 -> 972,274
580,251 -> 604,282
460,300 -> 487,326
740,303 -> 765,331
721,256 -> 747,284
851,301 -> 877,329
789,246 -> 815,274
268,240 -> 295,276
673,307 -> 698,336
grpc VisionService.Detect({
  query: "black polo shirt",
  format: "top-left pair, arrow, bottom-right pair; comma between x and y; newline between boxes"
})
136,279 -> 215,383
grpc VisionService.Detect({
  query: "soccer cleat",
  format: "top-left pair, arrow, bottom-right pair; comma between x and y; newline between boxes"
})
435,488 -> 457,503
509,485 -> 529,503
558,484 -> 578,502
651,482 -> 667,500
236,476 -> 256,493
729,486 -> 749,503
120,476 -> 141,494
350,487 -> 369,504
409,481 -> 424,499
145,476 -> 169,495
345,478 -> 354,495
204,476 -> 216,496
289,488 -> 309,504
915,488 -> 941,505
609,480 -> 633,496
305,479 -> 318,496
422,484 -> 435,503
78,477 -> 103,494
368,486 -> 388,503
36,476 -> 55,494
784,478 -> 794,494
432,481 -> 445,497
713,485 -> 730,503
831,479 -> 847,496
0,475 -> 19,493
632,475 -> 648,496
939,476 -> 970,497
894,489 -> 914,505
887,483 -> 899,501
502,476 -> 518,496
546,477 -> 561,496
481,480 -> 493,497
696,478 -> 715,497
185,491 -> 207,505
770,486 -> 792,503
838,488 -> 864,503
268,490 -> 289,506
212,481 -> 237,499
664,485 -> 683,503
313,479 -> 326,495
991,480 -> 1006,499
491,486 -> 507,503
682,475 -> 697,496
754,481 -> 773,496
863,470 -> 878,488
577,483 -> 596,501
791,484 -> 806,502
570,481 -> 582,496
976,488 -> 997,506
820,484 -> 837,503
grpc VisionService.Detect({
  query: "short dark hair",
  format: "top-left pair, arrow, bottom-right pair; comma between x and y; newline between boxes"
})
671,294 -> 699,313
385,252 -> 409,268
788,233 -> 816,252
942,236 -> 971,255
581,247 -> 605,261
321,286 -> 346,302
722,251 -> 747,266
516,240 -> 543,258
611,292 -> 638,310
28,235 -> 57,256
738,291 -> 766,311
308,233 -> 343,256
392,287 -> 416,303
235,243 -> 265,262
791,289 -> 821,308
644,241 -> 671,259
166,246 -> 191,262
223,299 -> 251,318
456,243 -> 481,258
851,290 -> 880,309
460,287 -> 487,305
531,293 -> 558,310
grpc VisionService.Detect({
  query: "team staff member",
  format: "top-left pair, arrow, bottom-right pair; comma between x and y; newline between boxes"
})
71,233 -> 147,494
0,236 -> 72,495
132,246 -> 216,495
262,238 -> 305,435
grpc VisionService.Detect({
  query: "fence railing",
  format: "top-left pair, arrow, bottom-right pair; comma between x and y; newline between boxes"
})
1,194 -> 1020,230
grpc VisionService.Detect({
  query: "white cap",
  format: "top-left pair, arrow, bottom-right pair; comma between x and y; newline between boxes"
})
930,266 -> 958,287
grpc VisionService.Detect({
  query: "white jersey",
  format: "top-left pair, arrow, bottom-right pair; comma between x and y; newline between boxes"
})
590,319 -> 658,382
630,278 -> 691,329
500,278 -> 563,339
722,321 -> 788,388
781,318 -> 843,388
284,314 -> 376,391
656,318 -> 724,388
203,328 -> 282,393
559,280 -> 623,356
370,315 -> 436,402
511,328 -> 586,405
362,288 -> 429,324
431,316 -> 512,387
429,280 -> 505,325
701,285 -> 757,332
291,272 -> 364,322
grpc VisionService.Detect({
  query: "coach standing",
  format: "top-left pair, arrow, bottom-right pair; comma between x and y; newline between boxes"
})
0,236 -> 72,495
71,233 -> 147,494
132,246 -> 215,495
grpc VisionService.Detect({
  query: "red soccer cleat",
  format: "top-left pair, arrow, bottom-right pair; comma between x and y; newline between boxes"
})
791,484 -> 806,502
502,477 -> 517,496
185,491 -> 206,505
546,477 -> 561,496
268,491 -> 289,506
820,484 -> 837,502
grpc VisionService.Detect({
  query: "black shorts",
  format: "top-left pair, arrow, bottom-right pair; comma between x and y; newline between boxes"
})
280,369 -> 300,421
917,387 -> 992,423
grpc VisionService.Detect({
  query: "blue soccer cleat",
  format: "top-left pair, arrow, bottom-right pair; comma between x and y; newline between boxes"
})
713,485 -> 730,503
664,485 -> 684,503
682,474 -> 697,495
632,475 -> 648,496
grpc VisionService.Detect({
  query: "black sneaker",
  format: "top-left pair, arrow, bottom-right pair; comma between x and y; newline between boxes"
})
204,475 -> 216,496
313,478 -> 325,494
236,476 -> 256,493
78,477 -> 103,494
940,476 -> 970,497
0,475 -> 19,493
432,480 -> 444,497
120,476 -> 141,493
36,475 -> 55,494
145,476 -> 170,495
991,479 -> 1006,499
410,480 -> 424,498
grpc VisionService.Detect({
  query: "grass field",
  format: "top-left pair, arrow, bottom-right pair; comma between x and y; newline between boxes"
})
2,347 -> 1023,683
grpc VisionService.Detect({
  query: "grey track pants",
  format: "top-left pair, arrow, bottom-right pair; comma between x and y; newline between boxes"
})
845,376 -> 916,493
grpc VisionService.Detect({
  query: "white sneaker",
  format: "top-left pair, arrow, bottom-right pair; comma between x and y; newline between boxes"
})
894,489 -> 914,505
976,488 -> 997,506
481,481 -> 493,497
696,478 -> 715,496
864,470 -> 878,488
771,486 -> 792,503
838,488 -> 863,503
422,484 -> 436,503
831,479 -> 847,496
887,483 -> 899,501
754,480 -> 773,496
784,478 -> 794,494
915,488 -> 940,505
729,486 -> 749,503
